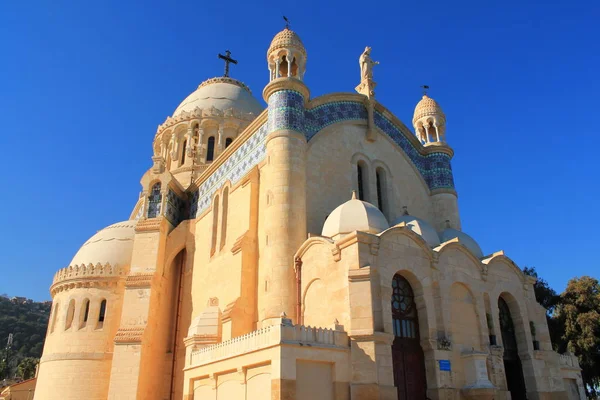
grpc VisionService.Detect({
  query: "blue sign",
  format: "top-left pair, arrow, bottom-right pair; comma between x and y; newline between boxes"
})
439,360 -> 451,371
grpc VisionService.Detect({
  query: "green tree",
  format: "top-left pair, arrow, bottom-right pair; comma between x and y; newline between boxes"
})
555,276 -> 600,398
16,357 -> 38,380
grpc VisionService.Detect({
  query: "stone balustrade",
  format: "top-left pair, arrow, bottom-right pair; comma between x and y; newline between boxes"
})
189,322 -> 348,367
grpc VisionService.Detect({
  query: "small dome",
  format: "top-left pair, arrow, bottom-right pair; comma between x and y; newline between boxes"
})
267,28 -> 306,57
322,192 -> 389,238
70,221 -> 136,266
391,214 -> 441,247
173,77 -> 263,117
439,228 -> 484,258
413,94 -> 446,125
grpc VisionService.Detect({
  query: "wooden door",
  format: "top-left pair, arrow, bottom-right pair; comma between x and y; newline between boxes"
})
391,275 -> 427,399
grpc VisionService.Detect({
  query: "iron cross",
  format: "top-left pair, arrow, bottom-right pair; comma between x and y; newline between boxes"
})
218,50 -> 238,77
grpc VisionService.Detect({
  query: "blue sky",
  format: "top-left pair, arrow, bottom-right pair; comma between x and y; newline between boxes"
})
0,0 -> 598,301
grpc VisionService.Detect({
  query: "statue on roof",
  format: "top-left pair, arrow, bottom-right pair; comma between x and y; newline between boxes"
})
359,46 -> 379,83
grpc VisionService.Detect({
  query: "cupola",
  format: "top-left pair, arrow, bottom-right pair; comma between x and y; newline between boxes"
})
267,28 -> 307,81
439,221 -> 484,258
391,207 -> 441,247
413,93 -> 446,145
322,192 -> 389,239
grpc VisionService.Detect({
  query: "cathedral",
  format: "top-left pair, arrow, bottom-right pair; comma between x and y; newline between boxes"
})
34,27 -> 585,400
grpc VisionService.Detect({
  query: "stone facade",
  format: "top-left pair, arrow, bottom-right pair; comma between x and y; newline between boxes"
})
34,27 -> 585,400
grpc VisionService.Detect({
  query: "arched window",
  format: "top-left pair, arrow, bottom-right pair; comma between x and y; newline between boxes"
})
206,136 -> 215,161
148,182 -> 162,218
210,195 -> 219,256
225,138 -> 233,148
180,139 -> 187,165
376,168 -> 385,213
65,299 -> 75,330
220,188 -> 229,250
80,298 -> 90,329
391,274 -> 418,339
357,162 -> 366,201
97,299 -> 107,329
50,302 -> 59,333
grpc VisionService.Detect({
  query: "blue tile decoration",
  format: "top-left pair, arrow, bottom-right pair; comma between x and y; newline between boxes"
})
187,93 -> 454,219
302,99 -> 454,191
165,189 -> 186,226
305,101 -> 368,140
268,90 -> 305,133
189,189 -> 199,219
193,123 -> 269,216
147,183 -> 162,218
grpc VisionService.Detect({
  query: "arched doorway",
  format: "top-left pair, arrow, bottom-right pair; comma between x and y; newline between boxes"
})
498,297 -> 527,400
391,274 -> 427,399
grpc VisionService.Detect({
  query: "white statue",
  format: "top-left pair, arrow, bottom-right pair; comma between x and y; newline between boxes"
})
359,46 -> 379,82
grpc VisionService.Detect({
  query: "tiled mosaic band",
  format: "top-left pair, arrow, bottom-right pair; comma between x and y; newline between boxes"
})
186,92 -> 455,222
268,90 -> 305,133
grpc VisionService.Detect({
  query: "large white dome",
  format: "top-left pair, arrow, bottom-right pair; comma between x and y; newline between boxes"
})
391,213 -> 441,247
322,193 -> 389,238
70,221 -> 136,266
173,77 -> 263,117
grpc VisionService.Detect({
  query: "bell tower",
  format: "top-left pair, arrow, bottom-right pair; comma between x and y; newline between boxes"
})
259,27 -> 309,325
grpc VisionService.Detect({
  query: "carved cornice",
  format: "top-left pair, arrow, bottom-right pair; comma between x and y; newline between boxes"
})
155,104 -> 256,138
114,327 -> 145,344
263,77 -> 310,102
125,273 -> 154,288
50,263 -> 125,296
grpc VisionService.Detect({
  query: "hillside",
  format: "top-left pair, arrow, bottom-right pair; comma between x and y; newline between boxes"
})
0,295 -> 50,378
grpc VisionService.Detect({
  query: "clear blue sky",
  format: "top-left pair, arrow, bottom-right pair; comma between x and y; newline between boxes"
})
1,0 -> 598,301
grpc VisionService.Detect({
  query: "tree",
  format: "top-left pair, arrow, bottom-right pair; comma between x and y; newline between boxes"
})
16,357 -> 38,380
555,276 -> 600,398
522,266 -> 565,350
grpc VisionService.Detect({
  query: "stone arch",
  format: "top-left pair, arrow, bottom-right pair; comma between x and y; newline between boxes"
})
382,269 -> 432,345
436,241 -> 484,278
302,278 -> 328,327
498,291 -> 530,399
498,291 -> 529,354
449,282 -> 482,352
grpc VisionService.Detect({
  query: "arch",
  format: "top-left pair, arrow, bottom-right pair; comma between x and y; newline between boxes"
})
180,139 -> 187,165
65,299 -> 75,330
210,194 -> 219,256
225,137 -> 233,148
482,252 -> 527,284
96,299 -> 107,330
498,293 -> 528,399
148,182 -> 162,218
220,187 -> 229,250
356,161 -> 368,201
378,226 -> 435,262
373,160 -> 393,218
449,282 -> 482,352
79,298 -> 90,329
301,278 -> 328,327
206,136 -> 216,161
435,241 -> 485,278
390,273 -> 427,399
50,302 -> 59,333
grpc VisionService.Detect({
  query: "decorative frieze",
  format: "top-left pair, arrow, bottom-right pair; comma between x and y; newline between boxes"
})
125,273 -> 154,288
114,327 -> 145,343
